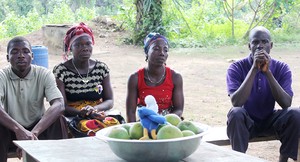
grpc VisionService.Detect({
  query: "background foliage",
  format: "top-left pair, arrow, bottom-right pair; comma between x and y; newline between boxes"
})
0,0 -> 299,47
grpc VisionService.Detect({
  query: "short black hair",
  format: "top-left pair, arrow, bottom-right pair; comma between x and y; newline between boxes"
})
7,36 -> 32,53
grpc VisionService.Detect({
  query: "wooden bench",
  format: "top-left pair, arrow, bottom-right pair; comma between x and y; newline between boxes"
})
7,152 -> 18,158
202,126 -> 277,146
202,126 -> 300,161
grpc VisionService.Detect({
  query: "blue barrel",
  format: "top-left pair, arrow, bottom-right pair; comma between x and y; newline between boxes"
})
31,45 -> 49,68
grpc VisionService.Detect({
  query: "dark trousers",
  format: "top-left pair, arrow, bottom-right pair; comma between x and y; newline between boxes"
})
227,107 -> 300,160
0,115 -> 68,162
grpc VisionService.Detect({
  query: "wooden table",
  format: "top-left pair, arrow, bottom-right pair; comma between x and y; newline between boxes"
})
14,137 -> 266,162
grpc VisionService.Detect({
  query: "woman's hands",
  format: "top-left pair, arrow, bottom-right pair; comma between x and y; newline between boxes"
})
79,106 -> 106,120
80,105 -> 95,117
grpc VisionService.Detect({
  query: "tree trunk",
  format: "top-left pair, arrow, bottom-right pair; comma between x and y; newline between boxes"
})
133,0 -> 164,45
134,0 -> 143,34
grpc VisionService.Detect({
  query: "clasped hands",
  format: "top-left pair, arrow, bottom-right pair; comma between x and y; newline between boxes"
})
79,106 -> 106,120
253,49 -> 270,72
15,127 -> 39,159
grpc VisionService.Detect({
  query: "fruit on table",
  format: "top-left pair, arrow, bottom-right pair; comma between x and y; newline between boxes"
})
122,124 -> 131,133
129,122 -> 144,139
182,130 -> 196,137
177,120 -> 203,134
156,123 -> 167,133
157,125 -> 183,139
106,121 -> 204,140
165,114 -> 182,126
107,127 -> 130,139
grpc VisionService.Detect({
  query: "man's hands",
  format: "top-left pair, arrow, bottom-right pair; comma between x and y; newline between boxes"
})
253,49 -> 270,72
15,128 -> 38,140
14,127 -> 39,159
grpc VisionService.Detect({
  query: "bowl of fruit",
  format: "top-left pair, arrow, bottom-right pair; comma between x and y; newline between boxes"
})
96,114 -> 209,162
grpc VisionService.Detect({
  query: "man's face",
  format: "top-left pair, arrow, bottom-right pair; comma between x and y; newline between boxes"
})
7,41 -> 33,73
248,30 -> 273,56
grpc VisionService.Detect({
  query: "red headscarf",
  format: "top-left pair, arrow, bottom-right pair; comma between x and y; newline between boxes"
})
63,22 -> 95,60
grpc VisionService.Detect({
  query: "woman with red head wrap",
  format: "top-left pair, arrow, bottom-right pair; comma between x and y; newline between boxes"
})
63,22 -> 95,60
53,22 -> 124,137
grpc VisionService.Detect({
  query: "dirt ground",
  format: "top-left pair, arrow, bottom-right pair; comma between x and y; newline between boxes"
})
1,22 -> 300,161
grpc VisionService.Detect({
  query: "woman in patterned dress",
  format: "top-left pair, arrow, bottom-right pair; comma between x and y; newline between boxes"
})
53,22 -> 120,137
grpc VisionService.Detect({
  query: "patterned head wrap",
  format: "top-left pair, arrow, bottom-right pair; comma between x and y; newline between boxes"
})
144,32 -> 169,54
63,22 -> 95,60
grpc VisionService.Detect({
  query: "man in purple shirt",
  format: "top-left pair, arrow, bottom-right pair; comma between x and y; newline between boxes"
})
226,26 -> 300,162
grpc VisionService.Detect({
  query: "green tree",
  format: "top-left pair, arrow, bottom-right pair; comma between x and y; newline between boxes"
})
69,0 -> 96,12
46,2 -> 75,24
243,0 -> 295,38
217,0 -> 248,39
3,12 -> 27,37
75,7 -> 96,21
8,0 -> 34,16
33,0 -> 63,15
134,0 -> 165,45
0,1 -> 9,21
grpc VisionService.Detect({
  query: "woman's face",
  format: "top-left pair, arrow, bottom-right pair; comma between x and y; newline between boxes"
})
71,35 -> 93,61
147,39 -> 168,65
